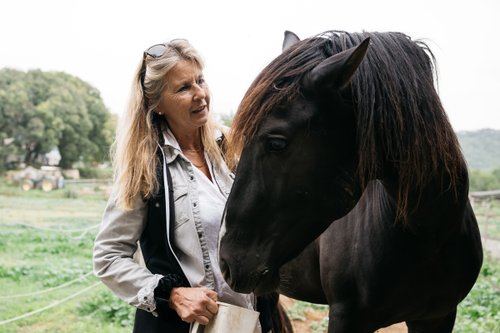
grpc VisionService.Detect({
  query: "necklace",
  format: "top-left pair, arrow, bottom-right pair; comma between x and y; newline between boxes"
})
180,147 -> 206,168
192,159 -> 207,168
180,147 -> 203,152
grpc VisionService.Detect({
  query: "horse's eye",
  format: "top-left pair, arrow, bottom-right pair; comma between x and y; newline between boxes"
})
266,137 -> 287,152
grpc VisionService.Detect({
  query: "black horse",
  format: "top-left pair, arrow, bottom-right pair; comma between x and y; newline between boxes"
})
219,30 -> 483,332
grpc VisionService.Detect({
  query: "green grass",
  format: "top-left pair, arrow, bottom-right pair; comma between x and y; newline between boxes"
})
0,179 -> 498,332
287,301 -> 329,332
455,254 -> 500,332
0,179 -> 131,333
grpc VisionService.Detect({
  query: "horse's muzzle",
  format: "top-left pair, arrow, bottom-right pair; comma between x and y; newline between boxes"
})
219,254 -> 278,295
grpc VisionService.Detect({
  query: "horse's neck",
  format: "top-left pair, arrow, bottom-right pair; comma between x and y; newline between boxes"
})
380,166 -> 470,228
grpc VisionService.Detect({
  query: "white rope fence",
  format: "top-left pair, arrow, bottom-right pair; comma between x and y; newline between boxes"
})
0,281 -> 101,326
0,195 -> 106,326
0,271 -> 94,299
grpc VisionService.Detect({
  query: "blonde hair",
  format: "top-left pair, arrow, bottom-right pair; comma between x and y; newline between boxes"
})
112,39 -> 224,209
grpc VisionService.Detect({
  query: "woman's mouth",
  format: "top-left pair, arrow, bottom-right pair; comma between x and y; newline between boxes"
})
192,105 -> 207,113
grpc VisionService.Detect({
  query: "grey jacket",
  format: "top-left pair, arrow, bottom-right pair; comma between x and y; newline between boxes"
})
93,129 -> 233,314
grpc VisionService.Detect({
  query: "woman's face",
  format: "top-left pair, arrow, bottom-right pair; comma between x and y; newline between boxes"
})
157,60 -> 210,133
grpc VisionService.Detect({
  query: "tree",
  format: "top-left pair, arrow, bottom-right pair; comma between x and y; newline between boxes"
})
469,168 -> 500,191
0,68 -> 115,169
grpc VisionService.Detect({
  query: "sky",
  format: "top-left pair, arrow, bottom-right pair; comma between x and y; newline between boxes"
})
1,0 -> 499,132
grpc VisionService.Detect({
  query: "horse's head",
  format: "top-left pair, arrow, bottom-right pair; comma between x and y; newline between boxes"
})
219,31 -> 370,294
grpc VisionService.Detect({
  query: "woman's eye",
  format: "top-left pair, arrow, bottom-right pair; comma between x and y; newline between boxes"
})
197,78 -> 205,85
266,137 -> 287,152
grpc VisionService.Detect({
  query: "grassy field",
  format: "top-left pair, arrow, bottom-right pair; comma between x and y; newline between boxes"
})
0,179 -> 498,332
0,180 -> 130,333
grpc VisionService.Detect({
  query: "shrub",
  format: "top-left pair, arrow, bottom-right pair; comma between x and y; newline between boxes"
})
78,167 -> 113,179
78,290 -> 135,327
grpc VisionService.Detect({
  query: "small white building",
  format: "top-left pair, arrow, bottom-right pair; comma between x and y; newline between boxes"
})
44,147 -> 62,166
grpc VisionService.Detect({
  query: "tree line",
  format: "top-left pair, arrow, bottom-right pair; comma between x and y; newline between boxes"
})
458,129 -> 500,170
1,68 -> 499,191
469,168 -> 500,192
0,68 -> 116,170
457,129 -> 500,191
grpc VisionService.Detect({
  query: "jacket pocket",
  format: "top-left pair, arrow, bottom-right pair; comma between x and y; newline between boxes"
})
173,185 -> 190,229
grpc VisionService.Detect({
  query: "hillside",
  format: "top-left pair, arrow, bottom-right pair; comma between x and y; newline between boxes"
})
457,129 -> 500,170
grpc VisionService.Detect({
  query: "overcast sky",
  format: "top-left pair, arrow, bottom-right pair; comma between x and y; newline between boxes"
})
1,0 -> 499,131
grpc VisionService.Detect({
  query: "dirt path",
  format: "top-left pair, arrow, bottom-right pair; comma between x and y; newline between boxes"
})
281,295 -> 408,332
375,323 -> 407,332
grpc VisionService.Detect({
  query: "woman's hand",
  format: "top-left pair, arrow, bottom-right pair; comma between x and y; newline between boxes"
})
169,287 -> 219,325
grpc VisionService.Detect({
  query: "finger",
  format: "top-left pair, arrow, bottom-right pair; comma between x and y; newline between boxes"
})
181,311 -> 211,324
180,310 -> 195,323
205,299 -> 219,314
196,315 -> 210,326
204,289 -> 218,301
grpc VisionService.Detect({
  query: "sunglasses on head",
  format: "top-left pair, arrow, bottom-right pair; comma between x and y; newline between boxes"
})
140,44 -> 167,90
143,39 -> 187,59
141,39 -> 188,91
143,43 -> 168,59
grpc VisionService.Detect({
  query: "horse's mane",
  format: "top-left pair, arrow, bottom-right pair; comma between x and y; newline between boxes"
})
227,31 -> 466,216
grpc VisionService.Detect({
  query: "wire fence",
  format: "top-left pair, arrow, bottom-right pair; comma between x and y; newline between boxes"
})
0,282 -> 101,326
0,271 -> 94,299
470,190 -> 500,241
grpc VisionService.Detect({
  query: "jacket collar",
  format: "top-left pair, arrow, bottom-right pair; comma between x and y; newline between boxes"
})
160,127 -> 182,164
160,126 -> 225,164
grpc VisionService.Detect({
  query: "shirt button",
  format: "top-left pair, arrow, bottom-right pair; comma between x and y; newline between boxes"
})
190,176 -> 194,181
193,202 -> 197,207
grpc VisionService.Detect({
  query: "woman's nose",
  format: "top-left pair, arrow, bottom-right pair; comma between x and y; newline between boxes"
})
193,84 -> 206,100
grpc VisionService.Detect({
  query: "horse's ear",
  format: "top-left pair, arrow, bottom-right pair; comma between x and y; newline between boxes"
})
282,30 -> 301,52
304,37 -> 370,92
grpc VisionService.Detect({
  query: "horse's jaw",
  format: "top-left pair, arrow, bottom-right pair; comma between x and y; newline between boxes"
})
219,253 -> 281,295
219,208 -> 339,295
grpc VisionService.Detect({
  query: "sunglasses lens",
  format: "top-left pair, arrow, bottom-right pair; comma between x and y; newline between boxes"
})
146,44 -> 167,58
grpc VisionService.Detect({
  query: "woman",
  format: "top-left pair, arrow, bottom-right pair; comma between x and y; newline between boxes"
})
93,39 -> 284,332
